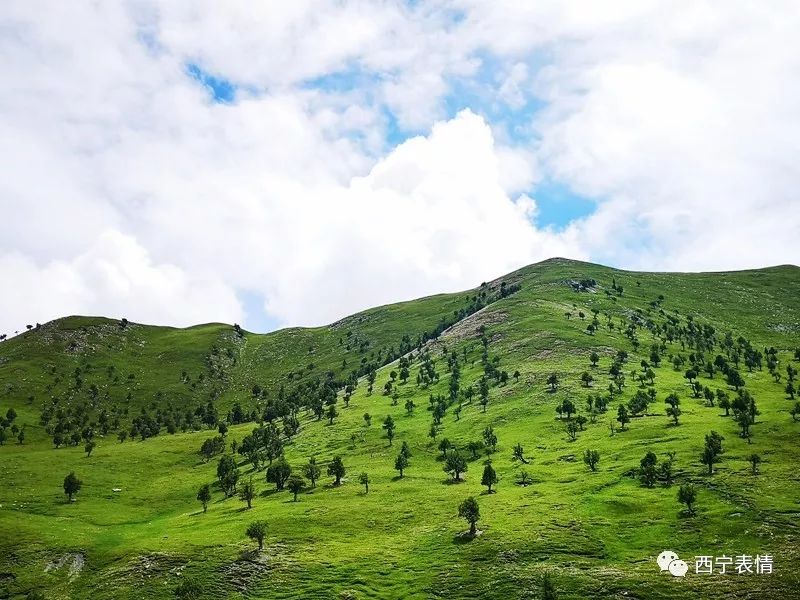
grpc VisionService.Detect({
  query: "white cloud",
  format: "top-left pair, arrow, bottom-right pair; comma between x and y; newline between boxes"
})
0,231 -> 243,332
0,1 -> 798,335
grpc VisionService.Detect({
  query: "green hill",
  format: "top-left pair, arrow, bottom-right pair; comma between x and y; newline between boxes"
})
1,258 -> 799,599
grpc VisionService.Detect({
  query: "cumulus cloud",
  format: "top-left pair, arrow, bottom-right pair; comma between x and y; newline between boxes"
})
0,1 -> 798,335
0,231 -> 243,331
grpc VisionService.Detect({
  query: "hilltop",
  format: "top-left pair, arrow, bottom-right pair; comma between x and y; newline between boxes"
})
1,258 -> 799,599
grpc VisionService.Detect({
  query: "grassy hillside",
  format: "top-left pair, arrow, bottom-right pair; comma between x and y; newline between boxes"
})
1,258 -> 799,599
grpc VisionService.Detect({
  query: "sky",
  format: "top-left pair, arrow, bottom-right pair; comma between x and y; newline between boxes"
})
1,1 -> 799,335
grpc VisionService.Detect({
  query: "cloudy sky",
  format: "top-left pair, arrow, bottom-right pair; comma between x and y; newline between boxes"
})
1,1 -> 799,334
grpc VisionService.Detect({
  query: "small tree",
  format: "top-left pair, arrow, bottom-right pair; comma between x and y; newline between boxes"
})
701,444 -> 718,475
516,470 -> 532,486
458,496 -> 480,535
266,457 -> 292,490
665,394 -> 681,425
197,484 -> 211,513
639,451 -> 658,487
246,520 -> 268,551
581,371 -> 593,387
383,416 -> 396,445
326,404 -> 337,425
287,475 -> 304,501
677,483 -> 697,515
400,440 -> 412,460
747,453 -> 761,475
455,441 -> 477,462
63,472 -> 82,501
328,456 -> 345,485
444,451 -> 468,481
438,438 -> 452,458
547,373 -> 559,392
85,440 -> 96,457
395,453 -> 409,478
481,461 -> 498,493
616,405 -> 630,430
363,413 -> 372,427
590,352 -> 599,368
482,426 -> 498,453
303,457 -> 321,488
358,472 -> 370,493
583,449 -> 600,471
512,442 -> 528,463
239,478 -> 256,508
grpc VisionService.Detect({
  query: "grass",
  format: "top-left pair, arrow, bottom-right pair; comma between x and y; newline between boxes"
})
1,258 -> 799,598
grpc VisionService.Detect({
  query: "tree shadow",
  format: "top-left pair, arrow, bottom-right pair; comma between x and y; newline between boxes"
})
452,529 -> 482,544
238,549 -> 261,561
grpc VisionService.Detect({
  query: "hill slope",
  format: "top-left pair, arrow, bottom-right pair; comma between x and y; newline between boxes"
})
1,258 -> 799,599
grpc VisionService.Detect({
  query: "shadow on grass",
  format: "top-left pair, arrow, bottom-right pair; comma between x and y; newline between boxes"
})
442,478 -> 464,485
452,529 -> 483,544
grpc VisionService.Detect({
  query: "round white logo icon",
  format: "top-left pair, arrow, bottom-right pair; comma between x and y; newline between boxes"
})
657,550 -> 688,577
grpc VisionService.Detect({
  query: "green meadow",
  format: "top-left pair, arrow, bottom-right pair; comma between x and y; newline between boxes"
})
1,258 -> 799,599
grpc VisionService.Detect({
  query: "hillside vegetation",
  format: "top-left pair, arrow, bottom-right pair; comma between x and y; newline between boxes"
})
1,258 -> 799,599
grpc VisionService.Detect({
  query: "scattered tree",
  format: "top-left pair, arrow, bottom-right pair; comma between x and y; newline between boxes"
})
395,453 -> 409,478
481,461 -> 498,493
616,405 -> 630,430
665,393 -> 681,425
246,520 -> 268,551
196,484 -> 211,512
287,475 -> 305,501
639,451 -> 658,487
63,472 -> 82,501
239,478 -> 256,508
547,373 -> 559,392
583,449 -> 600,471
677,483 -> 697,515
328,456 -> 346,485
303,456 -> 321,488
458,496 -> 480,535
358,472 -> 370,493
467,440 -> 484,459
266,457 -> 292,490
747,453 -> 761,475
482,426 -> 497,453
444,451 -> 468,481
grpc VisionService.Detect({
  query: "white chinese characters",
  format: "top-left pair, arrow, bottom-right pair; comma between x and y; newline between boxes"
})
659,551 -> 773,576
